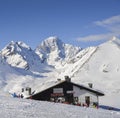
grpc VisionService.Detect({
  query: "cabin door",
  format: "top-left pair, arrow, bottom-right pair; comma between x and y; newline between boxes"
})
66,94 -> 73,104
85,96 -> 90,107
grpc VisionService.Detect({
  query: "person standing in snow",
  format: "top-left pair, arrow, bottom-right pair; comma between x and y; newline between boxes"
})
20,94 -> 24,98
12,92 -> 18,98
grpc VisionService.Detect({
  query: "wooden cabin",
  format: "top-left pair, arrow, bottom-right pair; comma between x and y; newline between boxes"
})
28,76 -> 104,107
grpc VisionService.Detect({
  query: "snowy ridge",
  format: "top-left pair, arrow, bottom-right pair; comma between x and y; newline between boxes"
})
71,47 -> 98,77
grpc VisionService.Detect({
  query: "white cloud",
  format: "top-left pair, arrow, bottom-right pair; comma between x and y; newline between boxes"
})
95,15 -> 120,27
77,33 -> 116,42
77,15 -> 120,42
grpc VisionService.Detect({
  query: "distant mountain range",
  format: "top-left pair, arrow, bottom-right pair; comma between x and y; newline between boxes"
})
0,36 -> 120,106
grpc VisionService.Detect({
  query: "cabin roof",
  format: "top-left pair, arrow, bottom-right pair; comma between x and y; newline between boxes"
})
70,81 -> 104,96
28,80 -> 104,98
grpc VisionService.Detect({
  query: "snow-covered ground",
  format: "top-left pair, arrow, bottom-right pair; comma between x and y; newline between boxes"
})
0,96 -> 120,118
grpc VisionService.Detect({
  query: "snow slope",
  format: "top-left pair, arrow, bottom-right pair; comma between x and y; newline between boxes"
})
60,37 -> 120,93
0,46 -> 52,94
0,96 -> 120,118
0,54 -> 42,93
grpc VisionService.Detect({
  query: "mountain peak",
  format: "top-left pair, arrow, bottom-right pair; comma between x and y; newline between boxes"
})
17,41 -> 31,49
35,36 -> 81,67
37,36 -> 63,53
109,36 -> 120,46
42,36 -> 61,46
111,36 -> 117,41
9,41 -> 30,50
44,36 -> 59,42
2,41 -> 31,55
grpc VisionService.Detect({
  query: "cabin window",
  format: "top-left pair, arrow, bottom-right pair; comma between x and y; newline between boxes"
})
53,88 -> 63,93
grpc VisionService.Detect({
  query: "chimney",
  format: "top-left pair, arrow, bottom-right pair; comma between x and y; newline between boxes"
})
26,87 -> 31,95
65,76 -> 71,82
88,83 -> 93,88
22,88 -> 24,92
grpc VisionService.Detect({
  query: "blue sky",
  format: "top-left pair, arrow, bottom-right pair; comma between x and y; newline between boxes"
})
0,0 -> 120,49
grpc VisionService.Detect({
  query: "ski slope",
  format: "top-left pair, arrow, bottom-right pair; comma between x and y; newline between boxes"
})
0,96 -> 120,118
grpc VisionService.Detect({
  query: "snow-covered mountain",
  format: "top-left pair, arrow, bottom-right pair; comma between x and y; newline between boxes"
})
67,37 -> 120,94
1,36 -> 120,108
0,41 -> 42,70
35,36 -> 81,68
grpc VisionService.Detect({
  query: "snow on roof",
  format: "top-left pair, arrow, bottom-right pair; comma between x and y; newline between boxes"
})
35,80 -> 65,93
27,80 -> 104,98
24,80 -> 65,98
71,81 -> 104,96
